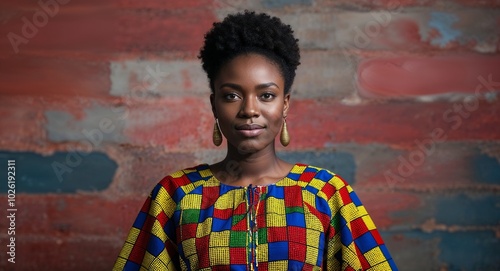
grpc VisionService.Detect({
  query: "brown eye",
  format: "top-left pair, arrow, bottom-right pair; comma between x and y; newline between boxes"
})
261,93 -> 275,100
224,93 -> 240,101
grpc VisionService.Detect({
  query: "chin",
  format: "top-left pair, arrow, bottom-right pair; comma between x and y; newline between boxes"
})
233,139 -> 267,155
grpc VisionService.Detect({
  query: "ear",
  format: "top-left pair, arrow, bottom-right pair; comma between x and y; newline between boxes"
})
210,93 -> 216,118
283,93 -> 291,118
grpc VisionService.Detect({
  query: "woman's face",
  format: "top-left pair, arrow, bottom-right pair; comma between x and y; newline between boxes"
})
211,53 -> 290,153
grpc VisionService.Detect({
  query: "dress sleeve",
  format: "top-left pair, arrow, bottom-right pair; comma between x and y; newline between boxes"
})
113,181 -> 179,271
324,176 -> 398,271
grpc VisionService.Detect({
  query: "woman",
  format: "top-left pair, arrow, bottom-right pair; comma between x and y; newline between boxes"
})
113,11 -> 397,271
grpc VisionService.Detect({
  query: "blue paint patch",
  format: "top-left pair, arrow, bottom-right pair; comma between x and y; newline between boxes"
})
428,11 -> 462,47
0,151 -> 117,193
277,151 -> 356,184
435,194 -> 499,226
439,231 -> 499,270
472,154 -> 500,184
391,193 -> 499,228
261,0 -> 312,8
382,230 -> 500,270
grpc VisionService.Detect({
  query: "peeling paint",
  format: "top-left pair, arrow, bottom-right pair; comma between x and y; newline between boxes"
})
428,12 -> 462,47
0,151 -> 117,193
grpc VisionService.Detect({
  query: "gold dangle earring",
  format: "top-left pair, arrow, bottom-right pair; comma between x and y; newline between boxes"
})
213,118 -> 223,146
280,118 -> 290,147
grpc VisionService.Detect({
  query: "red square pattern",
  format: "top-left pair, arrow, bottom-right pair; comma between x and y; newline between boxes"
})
179,223 -> 197,240
267,226 -> 288,242
128,230 -> 149,263
195,235 -> 210,268
338,187 -> 353,206
284,186 -> 303,207
350,217 -> 369,239
201,186 -> 219,209
287,226 -> 306,244
229,247 -> 247,264
298,172 -> 316,182
355,245 -> 371,270
320,182 -> 336,198
371,229 -> 384,245
288,242 -> 306,262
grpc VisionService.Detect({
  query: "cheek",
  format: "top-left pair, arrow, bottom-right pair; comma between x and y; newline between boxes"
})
215,102 -> 237,118
264,108 -> 284,130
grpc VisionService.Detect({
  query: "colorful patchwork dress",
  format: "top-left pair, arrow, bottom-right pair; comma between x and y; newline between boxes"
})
113,163 -> 397,271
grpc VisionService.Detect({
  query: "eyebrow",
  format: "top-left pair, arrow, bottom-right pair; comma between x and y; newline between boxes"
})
219,82 -> 280,90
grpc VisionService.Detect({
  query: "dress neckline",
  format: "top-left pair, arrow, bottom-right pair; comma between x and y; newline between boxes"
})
202,163 -> 301,189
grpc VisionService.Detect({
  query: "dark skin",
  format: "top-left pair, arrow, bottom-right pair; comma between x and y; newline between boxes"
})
209,53 -> 294,187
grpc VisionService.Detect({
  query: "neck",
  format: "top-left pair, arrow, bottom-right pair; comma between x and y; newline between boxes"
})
214,141 -> 290,186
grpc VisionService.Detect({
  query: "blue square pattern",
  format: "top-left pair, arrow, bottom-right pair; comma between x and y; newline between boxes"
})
355,231 -> 378,254
172,188 -> 186,202
315,169 -> 333,181
288,260 -> 305,270
147,234 -> 165,257
132,212 -> 148,229
212,217 -> 232,231
186,171 -> 201,182
151,183 -> 162,199
198,205 -> 214,221
164,219 -> 176,237
268,185 -> 285,199
379,244 -> 391,259
287,172 -> 301,181
340,222 -> 353,246
350,191 -> 363,207
229,264 -> 248,270
304,166 -> 319,174
305,185 -> 319,195
123,260 -> 141,271
268,241 -> 289,261
188,185 -> 203,195
286,212 -> 306,227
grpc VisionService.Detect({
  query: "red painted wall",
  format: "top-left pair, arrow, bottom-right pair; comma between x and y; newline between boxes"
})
0,0 -> 499,270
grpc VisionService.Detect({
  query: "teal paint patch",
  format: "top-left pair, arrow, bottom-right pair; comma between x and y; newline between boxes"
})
439,231 -> 499,270
428,12 -> 462,47
472,154 -> 500,184
390,193 -> 499,228
261,0 -> 312,8
382,230 -> 500,270
277,151 -> 356,184
0,151 -> 117,193
435,194 -> 499,226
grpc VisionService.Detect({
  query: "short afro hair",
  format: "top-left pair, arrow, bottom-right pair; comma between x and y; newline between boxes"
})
199,11 -> 300,94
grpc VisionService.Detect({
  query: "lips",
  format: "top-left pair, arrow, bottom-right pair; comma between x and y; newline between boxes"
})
235,123 -> 265,137
236,123 -> 264,130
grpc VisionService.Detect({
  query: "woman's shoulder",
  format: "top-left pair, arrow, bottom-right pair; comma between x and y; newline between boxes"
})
154,164 -> 211,191
291,163 -> 351,188
293,164 -> 358,206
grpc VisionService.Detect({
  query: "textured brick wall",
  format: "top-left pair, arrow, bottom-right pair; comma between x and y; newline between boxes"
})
0,0 -> 499,270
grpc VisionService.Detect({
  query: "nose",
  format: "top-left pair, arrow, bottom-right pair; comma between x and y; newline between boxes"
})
239,95 -> 260,118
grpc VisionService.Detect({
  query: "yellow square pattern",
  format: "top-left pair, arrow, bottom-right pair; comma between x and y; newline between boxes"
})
266,197 -> 285,214
268,260 -> 288,270
257,243 -> 269,262
362,215 -> 377,230
181,238 -> 196,257
209,247 -> 230,266
181,194 -> 202,209
196,217 -> 213,238
364,247 -> 385,265
209,230 -> 230,247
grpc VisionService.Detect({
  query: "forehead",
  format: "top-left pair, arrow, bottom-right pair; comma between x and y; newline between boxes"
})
216,53 -> 284,83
